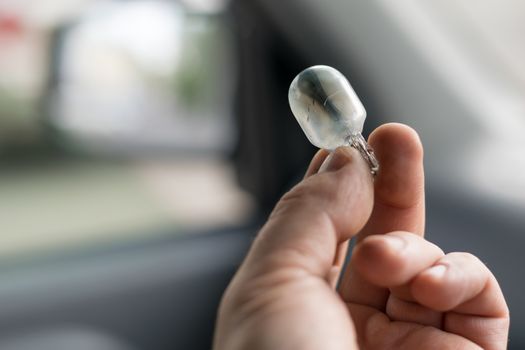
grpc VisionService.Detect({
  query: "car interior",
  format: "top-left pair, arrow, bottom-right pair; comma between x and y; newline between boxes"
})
0,0 -> 524,349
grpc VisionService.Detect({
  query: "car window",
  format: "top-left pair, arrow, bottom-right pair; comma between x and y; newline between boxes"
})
0,0 -> 254,260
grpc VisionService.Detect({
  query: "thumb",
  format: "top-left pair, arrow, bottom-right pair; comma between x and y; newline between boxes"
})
245,146 -> 374,278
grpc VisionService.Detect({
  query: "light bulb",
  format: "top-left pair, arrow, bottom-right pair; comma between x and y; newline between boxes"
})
289,65 -> 378,174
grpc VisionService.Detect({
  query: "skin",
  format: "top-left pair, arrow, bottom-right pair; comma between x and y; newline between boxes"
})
214,123 -> 509,350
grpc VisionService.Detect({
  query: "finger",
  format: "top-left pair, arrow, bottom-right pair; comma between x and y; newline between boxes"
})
347,304 -> 480,350
339,123 -> 425,309
411,253 -> 509,349
411,253 -> 508,316
304,149 -> 330,178
352,231 -> 443,288
244,146 -> 374,278
351,231 -> 444,327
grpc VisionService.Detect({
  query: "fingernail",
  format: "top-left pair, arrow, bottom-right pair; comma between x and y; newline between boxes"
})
383,235 -> 405,251
319,147 -> 354,173
426,265 -> 447,279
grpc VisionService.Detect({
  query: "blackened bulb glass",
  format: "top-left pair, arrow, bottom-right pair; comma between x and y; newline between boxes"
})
289,65 -> 378,175
288,65 -> 366,150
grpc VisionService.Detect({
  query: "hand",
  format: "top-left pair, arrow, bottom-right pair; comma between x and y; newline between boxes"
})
214,123 -> 509,350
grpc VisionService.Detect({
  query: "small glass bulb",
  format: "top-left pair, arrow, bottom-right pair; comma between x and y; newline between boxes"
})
289,65 -> 379,175
288,65 -> 366,150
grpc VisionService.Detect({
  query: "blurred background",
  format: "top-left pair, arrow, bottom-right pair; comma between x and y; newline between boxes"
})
0,0 -> 524,348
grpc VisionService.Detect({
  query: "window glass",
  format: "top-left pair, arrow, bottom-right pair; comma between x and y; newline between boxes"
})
0,0 -> 254,260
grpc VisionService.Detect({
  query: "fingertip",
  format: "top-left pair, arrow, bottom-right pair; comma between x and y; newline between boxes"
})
411,253 -> 501,314
322,146 -> 374,234
312,146 -> 374,235
411,264 -> 455,311
424,264 -> 448,279
352,234 -> 408,287
352,231 -> 445,288
319,146 -> 360,173
369,123 -> 424,162
368,123 -> 424,210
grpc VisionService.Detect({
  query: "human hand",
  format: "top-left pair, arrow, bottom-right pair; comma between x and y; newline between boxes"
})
214,123 -> 509,350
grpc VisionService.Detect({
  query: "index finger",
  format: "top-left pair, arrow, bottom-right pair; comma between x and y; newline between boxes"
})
339,123 -> 425,309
